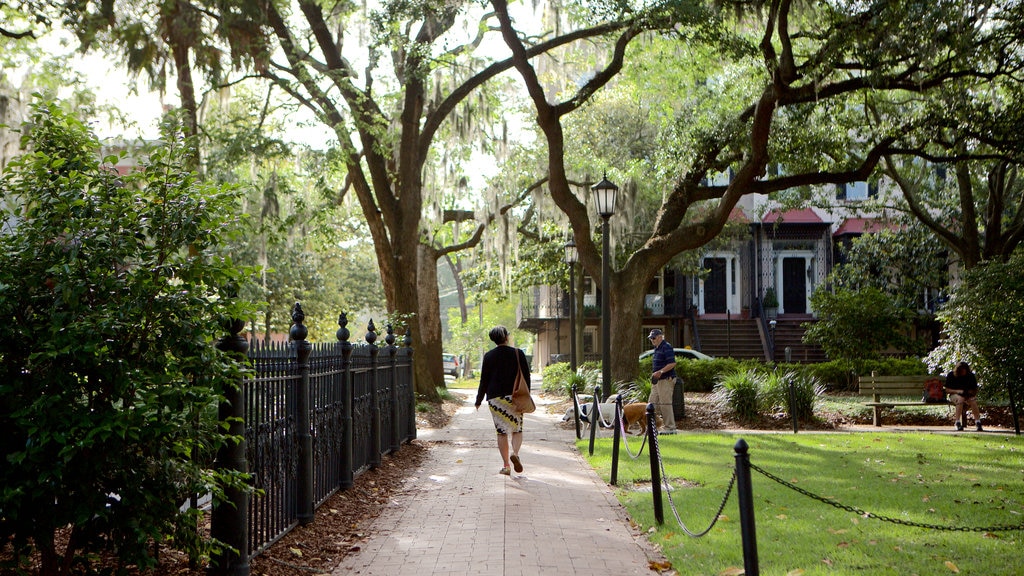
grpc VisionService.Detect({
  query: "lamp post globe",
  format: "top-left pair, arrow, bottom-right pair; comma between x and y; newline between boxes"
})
591,174 -> 618,399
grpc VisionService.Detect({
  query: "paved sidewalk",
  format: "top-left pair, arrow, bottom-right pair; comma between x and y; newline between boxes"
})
333,383 -> 663,575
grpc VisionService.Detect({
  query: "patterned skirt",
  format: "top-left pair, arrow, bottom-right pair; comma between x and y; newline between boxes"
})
488,396 -> 523,435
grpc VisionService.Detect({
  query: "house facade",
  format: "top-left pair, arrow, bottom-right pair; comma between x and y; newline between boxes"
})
519,185 -> 889,369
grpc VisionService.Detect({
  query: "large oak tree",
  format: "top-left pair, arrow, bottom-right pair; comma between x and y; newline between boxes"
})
495,0 -> 1024,387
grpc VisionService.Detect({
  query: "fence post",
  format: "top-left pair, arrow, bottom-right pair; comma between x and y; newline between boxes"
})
404,330 -> 416,440
734,438 -> 759,576
588,385 -> 600,455
387,324 -> 400,452
292,303 -> 314,525
337,312 -> 354,489
571,383 -> 582,439
647,403 -> 663,525
788,378 -> 799,434
367,320 -> 381,468
611,394 -> 622,486
209,318 -> 250,576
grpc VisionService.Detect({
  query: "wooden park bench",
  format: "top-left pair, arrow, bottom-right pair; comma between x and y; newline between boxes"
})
857,374 -> 958,427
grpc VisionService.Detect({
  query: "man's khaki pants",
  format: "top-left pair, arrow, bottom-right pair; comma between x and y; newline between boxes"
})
648,376 -> 677,430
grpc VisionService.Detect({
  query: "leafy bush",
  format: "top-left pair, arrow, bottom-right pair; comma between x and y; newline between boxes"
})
804,286 -> 921,360
0,103 -> 253,573
712,369 -> 762,421
541,362 -> 573,395
928,252 -> 1024,406
773,357 -> 930,392
759,370 -> 825,421
541,362 -> 602,398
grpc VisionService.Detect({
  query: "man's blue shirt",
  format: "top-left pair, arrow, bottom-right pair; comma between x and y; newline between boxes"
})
652,340 -> 676,379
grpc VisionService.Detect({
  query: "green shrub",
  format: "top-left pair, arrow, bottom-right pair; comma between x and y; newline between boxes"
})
0,103 -> 253,572
616,377 -> 651,404
759,370 -> 825,421
542,362 -> 573,395
712,369 -> 762,421
541,362 -> 603,397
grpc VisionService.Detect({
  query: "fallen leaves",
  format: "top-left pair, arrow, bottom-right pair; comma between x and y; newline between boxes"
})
649,559 -> 674,572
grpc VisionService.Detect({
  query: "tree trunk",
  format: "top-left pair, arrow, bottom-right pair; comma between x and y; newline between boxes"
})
417,244 -> 445,392
607,268 -> 651,387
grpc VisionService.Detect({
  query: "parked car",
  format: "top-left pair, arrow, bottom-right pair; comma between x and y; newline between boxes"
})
442,353 -> 460,376
638,347 -> 715,362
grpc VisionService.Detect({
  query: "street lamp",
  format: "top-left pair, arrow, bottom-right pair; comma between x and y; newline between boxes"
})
768,318 -> 777,362
564,237 -> 578,372
592,174 -> 618,400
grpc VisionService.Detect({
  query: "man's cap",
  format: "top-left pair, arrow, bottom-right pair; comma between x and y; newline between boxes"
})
648,329 -> 663,339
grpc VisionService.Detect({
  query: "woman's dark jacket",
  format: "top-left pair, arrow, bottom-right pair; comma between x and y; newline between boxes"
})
475,345 -> 530,406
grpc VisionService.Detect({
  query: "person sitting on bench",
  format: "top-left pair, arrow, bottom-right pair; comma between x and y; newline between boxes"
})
945,362 -> 981,431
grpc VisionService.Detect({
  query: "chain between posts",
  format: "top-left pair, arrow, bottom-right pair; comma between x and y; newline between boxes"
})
615,402 -> 648,459
749,462 -> 1024,533
652,431 -> 736,538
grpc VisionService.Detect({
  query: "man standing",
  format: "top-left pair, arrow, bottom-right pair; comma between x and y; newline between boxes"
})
647,329 -> 677,434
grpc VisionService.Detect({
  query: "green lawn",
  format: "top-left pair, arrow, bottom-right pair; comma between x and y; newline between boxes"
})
583,432 -> 1024,575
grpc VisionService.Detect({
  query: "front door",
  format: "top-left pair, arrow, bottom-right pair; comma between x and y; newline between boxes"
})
782,257 -> 807,314
703,257 -> 727,313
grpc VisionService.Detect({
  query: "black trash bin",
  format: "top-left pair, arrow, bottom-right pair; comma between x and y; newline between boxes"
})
673,377 -> 685,421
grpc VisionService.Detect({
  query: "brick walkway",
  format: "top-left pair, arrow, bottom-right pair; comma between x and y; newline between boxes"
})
332,382 -> 663,575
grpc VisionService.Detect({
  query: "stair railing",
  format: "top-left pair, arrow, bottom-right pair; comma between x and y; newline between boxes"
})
756,297 -> 775,361
687,305 -> 703,352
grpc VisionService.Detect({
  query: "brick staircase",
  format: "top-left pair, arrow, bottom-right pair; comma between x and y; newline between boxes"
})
768,318 -> 827,363
695,319 -> 765,360
694,317 -> 828,363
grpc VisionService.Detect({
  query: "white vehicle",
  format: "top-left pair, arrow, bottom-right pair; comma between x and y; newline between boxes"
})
638,348 -> 715,362
442,353 -> 460,376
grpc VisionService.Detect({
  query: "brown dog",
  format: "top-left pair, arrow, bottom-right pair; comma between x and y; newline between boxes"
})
622,402 -> 663,434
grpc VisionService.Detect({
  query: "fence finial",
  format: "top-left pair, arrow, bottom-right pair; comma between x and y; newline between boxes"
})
385,323 -> 396,347
365,319 -> 377,345
336,312 -> 350,343
290,302 -> 308,342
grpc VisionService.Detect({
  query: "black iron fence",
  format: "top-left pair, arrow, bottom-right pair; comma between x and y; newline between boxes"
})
211,304 -> 415,574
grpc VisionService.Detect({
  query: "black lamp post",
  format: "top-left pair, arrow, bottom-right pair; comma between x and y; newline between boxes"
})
592,174 -> 618,400
768,318 -> 777,361
564,236 -> 579,372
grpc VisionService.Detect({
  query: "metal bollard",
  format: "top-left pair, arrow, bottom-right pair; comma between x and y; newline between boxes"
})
647,403 -> 664,524
588,386 -> 600,455
572,383 -> 582,439
611,394 -> 623,485
734,439 -> 759,575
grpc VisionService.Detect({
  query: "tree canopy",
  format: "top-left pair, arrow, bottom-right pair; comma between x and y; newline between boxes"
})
496,0 -> 1024,385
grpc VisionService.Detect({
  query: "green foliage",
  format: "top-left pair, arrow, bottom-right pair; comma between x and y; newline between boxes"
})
201,90 -> 384,340
803,286 -> 921,360
639,356 -> 752,393
829,226 -> 947,311
759,370 -> 825,421
711,367 -> 825,422
541,362 -> 602,398
711,369 -> 762,421
928,252 -> 1024,403
541,362 -> 574,395
0,102 -> 254,572
775,357 -> 930,392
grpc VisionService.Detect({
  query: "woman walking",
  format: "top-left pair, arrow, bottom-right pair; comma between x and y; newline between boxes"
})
475,325 -> 531,475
